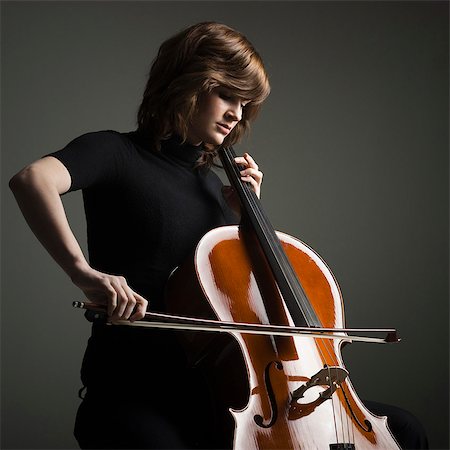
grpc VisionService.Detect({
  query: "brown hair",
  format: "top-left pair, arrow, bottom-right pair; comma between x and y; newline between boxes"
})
137,22 -> 270,167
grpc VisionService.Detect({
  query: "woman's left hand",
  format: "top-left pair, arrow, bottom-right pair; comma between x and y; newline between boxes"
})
234,153 -> 263,199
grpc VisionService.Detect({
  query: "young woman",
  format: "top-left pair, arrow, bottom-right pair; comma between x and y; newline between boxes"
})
10,21 -> 427,450
9,22 -> 269,449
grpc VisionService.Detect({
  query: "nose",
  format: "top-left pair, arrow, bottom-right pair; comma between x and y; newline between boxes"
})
225,102 -> 242,123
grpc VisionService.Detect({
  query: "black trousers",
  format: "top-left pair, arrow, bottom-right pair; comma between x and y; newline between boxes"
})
74,394 -> 429,449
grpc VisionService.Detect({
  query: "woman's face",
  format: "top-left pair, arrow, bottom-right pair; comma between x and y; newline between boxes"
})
187,87 -> 250,146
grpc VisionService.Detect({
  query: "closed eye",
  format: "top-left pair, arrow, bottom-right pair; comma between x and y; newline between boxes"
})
218,89 -> 250,109
219,90 -> 232,101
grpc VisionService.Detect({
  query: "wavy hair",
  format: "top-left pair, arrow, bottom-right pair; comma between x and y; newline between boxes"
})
137,22 -> 270,167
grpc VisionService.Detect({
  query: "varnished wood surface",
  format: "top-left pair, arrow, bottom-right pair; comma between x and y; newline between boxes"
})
166,225 -> 401,449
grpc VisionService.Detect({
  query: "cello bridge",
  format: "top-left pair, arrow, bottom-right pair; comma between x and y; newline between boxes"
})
291,366 -> 348,401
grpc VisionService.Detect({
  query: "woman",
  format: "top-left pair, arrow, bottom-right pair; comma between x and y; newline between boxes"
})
10,22 -> 269,449
10,21 -> 427,450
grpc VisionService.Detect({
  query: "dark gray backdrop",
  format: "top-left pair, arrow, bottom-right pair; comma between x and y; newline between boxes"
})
2,1 -> 448,449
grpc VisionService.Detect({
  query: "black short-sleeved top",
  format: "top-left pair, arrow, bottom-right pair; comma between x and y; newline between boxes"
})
49,130 -> 237,391
50,130 -> 236,310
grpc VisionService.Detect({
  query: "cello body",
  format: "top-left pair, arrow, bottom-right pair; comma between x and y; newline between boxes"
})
166,225 -> 401,449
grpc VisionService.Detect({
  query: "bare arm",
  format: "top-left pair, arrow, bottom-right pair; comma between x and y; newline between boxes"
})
9,156 -> 147,321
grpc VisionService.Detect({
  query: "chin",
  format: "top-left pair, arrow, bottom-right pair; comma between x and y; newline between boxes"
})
204,135 -> 225,146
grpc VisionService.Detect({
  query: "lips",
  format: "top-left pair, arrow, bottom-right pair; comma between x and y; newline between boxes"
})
217,123 -> 231,134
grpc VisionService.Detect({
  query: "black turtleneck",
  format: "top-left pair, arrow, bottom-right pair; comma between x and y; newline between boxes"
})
49,129 -> 236,311
48,129 -> 240,400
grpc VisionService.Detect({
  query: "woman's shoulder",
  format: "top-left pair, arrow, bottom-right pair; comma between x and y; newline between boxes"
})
70,129 -> 131,146
48,130 -> 144,191
67,129 -> 151,159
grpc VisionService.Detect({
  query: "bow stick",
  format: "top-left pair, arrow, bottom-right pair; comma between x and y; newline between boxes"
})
73,301 -> 400,344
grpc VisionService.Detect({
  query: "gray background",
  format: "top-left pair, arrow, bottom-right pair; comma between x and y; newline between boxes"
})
2,1 -> 448,449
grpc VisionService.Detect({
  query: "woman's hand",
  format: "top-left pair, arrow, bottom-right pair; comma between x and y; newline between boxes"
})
71,265 -> 148,322
234,153 -> 263,199
222,153 -> 263,218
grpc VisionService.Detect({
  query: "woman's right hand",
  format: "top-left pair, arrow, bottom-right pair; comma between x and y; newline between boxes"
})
10,156 -> 148,323
71,266 -> 148,322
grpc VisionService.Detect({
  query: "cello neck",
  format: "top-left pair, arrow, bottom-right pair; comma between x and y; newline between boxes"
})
218,146 -> 321,328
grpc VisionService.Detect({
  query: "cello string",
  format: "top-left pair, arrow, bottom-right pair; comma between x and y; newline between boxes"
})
324,345 -> 346,445
322,342 -> 340,445
250,188 -> 353,445
226,147 -> 319,327
328,339 -> 356,446
248,192 -> 345,441
255,182 -> 360,444
323,335 -> 354,445
222,148 -> 309,323
251,188 -> 357,445
225,147 -> 349,444
230,152 -> 345,442
225,147 -> 345,442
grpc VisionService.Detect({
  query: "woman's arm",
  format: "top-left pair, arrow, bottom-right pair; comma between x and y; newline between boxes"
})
9,156 -> 147,321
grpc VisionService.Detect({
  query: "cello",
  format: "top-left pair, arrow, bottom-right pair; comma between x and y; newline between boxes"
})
75,146 -> 401,449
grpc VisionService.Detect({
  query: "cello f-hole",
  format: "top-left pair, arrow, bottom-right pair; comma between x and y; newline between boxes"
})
254,360 -> 283,428
340,384 -> 373,433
